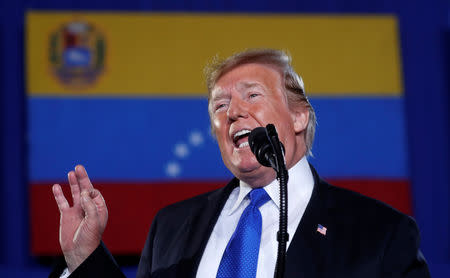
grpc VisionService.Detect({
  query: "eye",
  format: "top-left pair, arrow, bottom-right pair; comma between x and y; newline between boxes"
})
215,103 -> 227,112
249,92 -> 259,98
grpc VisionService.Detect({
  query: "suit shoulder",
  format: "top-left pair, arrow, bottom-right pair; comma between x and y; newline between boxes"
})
320,180 -> 421,250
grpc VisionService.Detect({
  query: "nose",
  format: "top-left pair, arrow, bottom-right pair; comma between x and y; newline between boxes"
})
227,97 -> 248,121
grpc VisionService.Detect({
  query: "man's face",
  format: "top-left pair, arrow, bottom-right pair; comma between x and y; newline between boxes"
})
209,63 -> 308,187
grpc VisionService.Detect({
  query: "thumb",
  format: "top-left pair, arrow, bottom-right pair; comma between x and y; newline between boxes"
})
80,191 -> 99,226
90,189 -> 108,230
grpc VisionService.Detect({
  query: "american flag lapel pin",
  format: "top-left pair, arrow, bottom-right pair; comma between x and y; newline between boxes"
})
317,224 -> 327,236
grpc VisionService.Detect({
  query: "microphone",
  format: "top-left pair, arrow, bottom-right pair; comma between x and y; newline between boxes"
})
248,125 -> 285,170
248,126 -> 276,168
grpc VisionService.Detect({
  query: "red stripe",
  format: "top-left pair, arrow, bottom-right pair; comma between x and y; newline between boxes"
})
30,179 -> 411,255
327,179 -> 413,215
30,181 -> 224,255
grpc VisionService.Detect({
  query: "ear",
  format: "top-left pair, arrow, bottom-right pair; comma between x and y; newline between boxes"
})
291,105 -> 309,134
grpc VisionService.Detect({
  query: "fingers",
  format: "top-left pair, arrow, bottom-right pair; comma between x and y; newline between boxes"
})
90,189 -> 107,211
80,191 -> 99,222
68,171 -> 81,206
75,165 -> 93,192
52,184 -> 69,212
90,189 -> 108,229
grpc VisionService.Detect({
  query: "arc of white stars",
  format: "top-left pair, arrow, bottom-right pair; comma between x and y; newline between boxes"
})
165,129 -> 207,178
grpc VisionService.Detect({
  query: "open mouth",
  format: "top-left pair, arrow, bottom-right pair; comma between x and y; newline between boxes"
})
233,129 -> 251,148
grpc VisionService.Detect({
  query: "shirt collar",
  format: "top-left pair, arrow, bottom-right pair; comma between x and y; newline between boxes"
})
228,180 -> 253,216
228,156 -> 314,216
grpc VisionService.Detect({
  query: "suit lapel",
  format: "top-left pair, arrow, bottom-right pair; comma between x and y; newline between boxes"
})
174,167 -> 334,277
285,166 -> 332,278
180,179 -> 239,277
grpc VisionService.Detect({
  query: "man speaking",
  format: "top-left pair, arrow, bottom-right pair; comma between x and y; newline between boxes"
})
50,49 -> 430,277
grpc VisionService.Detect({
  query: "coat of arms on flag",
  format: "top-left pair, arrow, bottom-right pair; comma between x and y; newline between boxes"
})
49,21 -> 105,88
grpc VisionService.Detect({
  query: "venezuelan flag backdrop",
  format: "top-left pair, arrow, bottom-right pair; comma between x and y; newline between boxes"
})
27,12 -> 410,255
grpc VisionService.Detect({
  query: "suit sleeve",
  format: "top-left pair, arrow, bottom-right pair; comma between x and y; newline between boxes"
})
381,215 -> 431,278
136,210 -> 160,278
48,242 -> 126,278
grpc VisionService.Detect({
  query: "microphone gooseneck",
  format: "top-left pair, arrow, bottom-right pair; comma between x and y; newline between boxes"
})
248,124 -> 289,278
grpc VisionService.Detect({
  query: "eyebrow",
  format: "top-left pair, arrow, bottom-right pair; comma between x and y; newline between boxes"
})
236,81 -> 263,90
211,89 -> 228,103
211,81 -> 265,102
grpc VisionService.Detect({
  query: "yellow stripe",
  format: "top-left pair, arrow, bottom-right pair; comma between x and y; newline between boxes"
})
27,12 -> 403,96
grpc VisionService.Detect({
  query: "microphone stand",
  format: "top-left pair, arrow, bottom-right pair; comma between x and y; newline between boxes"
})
266,125 -> 289,278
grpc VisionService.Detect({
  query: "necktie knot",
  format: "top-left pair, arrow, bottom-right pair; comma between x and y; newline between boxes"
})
249,188 -> 271,209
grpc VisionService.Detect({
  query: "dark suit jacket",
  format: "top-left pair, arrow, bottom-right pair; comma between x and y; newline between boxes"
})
50,167 -> 430,278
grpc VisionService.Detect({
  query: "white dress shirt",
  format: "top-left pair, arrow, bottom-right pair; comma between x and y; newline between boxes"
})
60,267 -> 70,278
196,156 -> 314,278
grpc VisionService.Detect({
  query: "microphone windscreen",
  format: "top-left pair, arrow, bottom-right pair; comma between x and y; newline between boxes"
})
248,127 -> 273,167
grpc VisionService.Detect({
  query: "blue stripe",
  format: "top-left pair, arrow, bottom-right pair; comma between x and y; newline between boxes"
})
28,96 -> 407,181
309,97 -> 407,178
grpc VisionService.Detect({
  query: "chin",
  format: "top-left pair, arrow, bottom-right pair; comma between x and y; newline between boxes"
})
226,157 -> 259,177
230,160 -> 258,174
236,153 -> 261,171
236,166 -> 277,187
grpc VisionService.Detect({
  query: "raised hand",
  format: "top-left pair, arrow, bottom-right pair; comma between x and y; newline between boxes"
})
52,165 -> 108,272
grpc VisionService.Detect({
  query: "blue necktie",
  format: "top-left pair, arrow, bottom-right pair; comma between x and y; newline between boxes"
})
217,188 -> 271,278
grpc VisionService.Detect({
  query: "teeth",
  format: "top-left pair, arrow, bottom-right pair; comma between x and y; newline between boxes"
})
239,141 -> 249,148
234,129 -> 251,139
